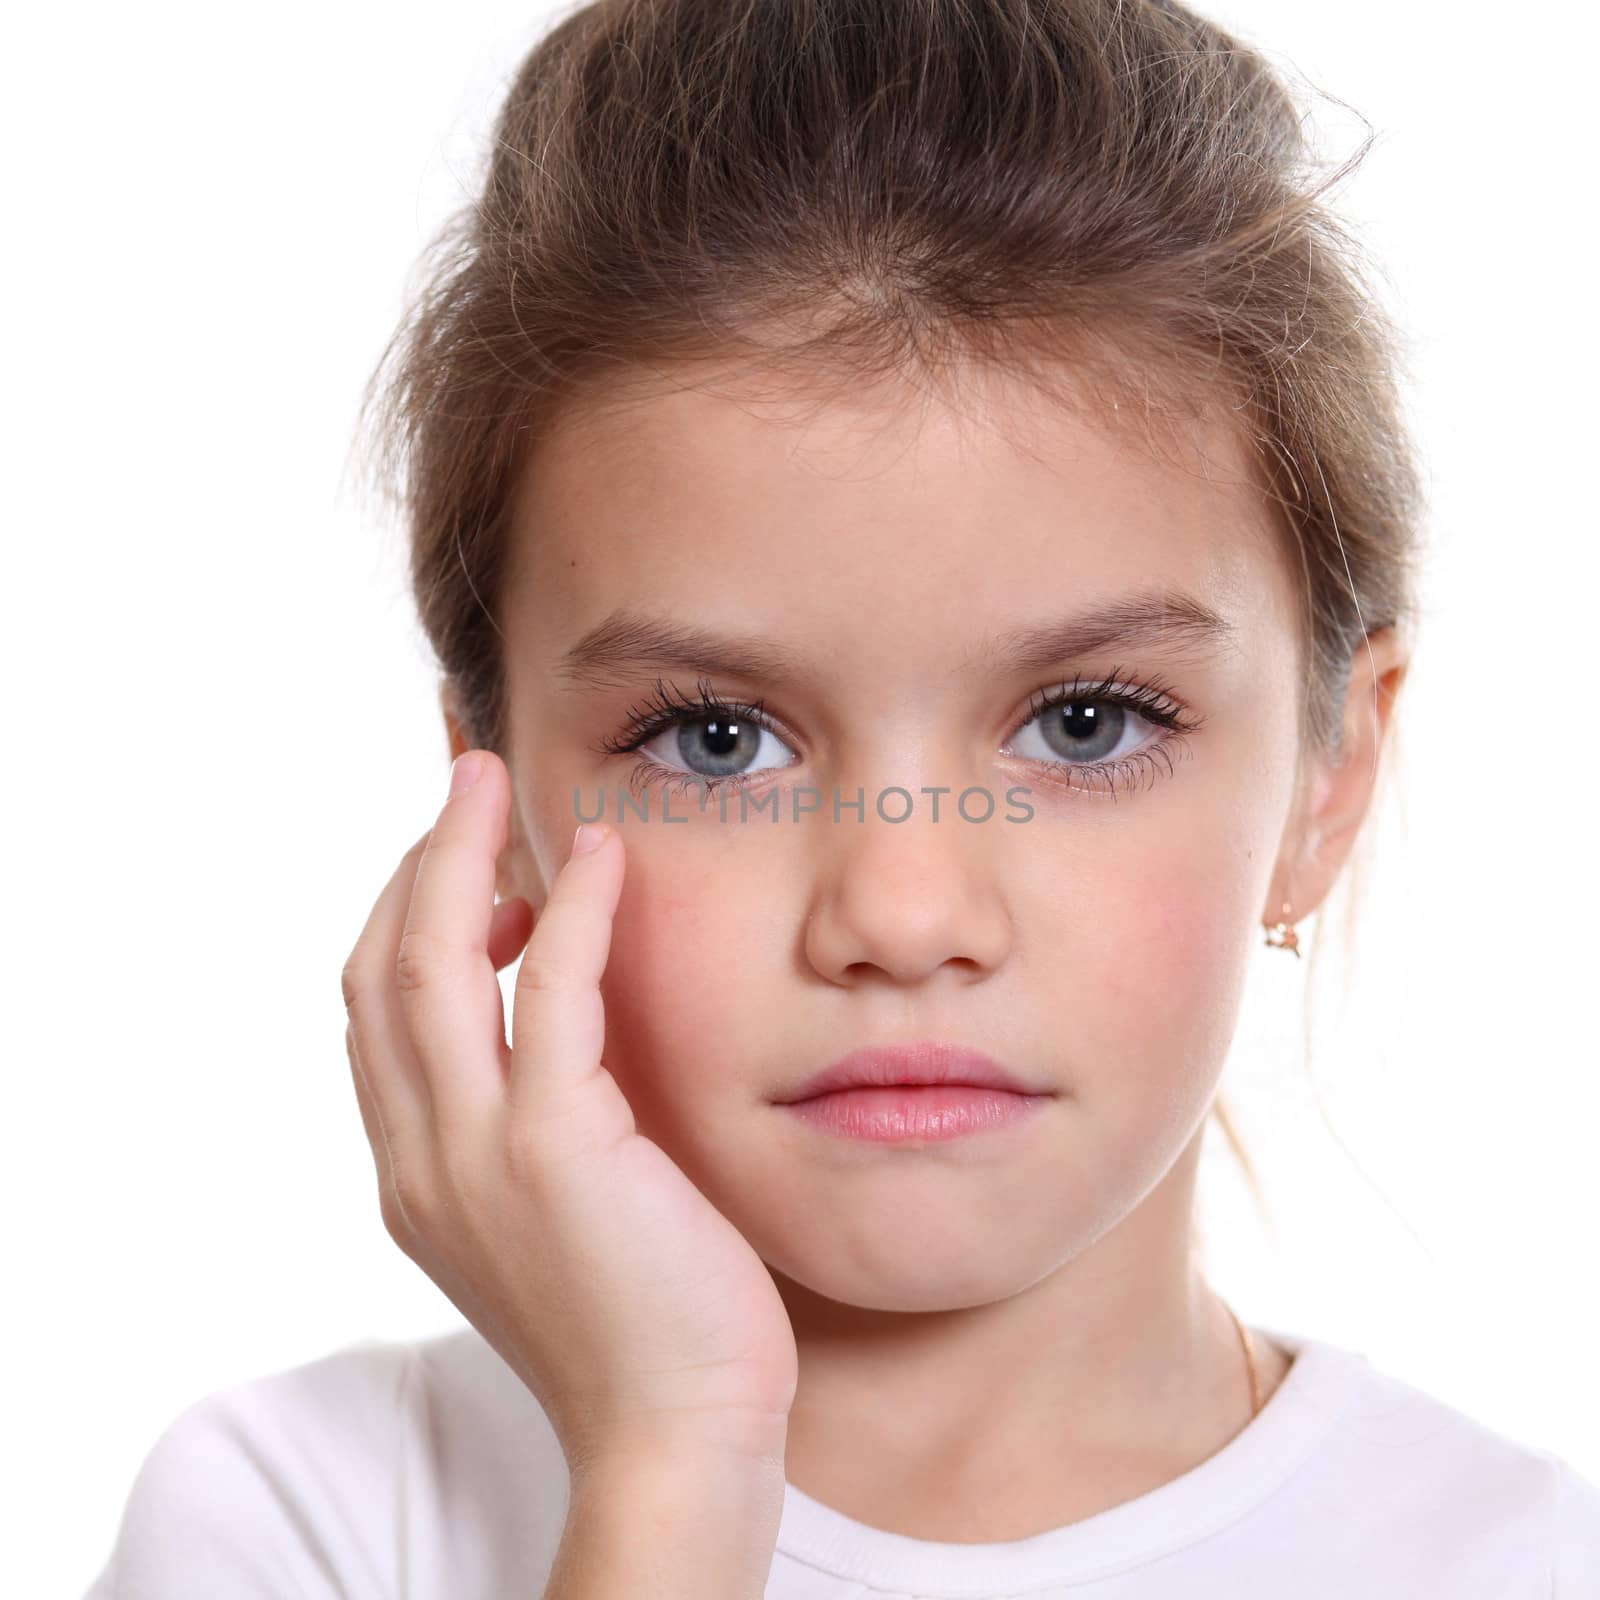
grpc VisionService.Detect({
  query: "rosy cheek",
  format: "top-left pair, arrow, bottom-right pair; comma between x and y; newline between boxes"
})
595,867 -> 746,1076
1104,852 -> 1254,1077
1023,839 -> 1249,1107
601,886 -> 693,1005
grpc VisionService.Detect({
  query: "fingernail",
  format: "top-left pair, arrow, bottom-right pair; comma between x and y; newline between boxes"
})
572,822 -> 608,857
449,752 -> 485,797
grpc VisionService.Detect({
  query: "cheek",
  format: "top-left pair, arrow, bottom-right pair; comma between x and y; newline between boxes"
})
594,846 -> 780,1105
1036,837 -> 1257,1120
1119,855 -> 1252,1022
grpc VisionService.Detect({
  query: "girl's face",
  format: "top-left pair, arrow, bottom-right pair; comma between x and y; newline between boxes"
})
485,360 -> 1315,1316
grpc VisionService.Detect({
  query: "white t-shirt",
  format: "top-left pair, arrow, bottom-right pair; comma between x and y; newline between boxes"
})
83,1322 -> 1600,1598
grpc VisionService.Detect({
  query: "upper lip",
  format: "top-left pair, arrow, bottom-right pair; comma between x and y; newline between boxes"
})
774,1041 -> 1048,1104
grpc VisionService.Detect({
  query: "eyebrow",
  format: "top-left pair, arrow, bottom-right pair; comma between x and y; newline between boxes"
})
554,586 -> 1238,691
970,587 -> 1239,674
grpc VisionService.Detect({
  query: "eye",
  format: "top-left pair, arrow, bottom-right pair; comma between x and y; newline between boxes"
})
1001,670 -> 1206,798
594,676 -> 800,799
636,707 -> 797,788
1010,691 -> 1148,765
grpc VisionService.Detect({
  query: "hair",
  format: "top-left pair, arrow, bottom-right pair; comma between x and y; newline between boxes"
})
353,0 -> 1431,1223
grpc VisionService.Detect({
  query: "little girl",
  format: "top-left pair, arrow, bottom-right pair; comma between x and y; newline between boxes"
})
85,1 -> 1600,1595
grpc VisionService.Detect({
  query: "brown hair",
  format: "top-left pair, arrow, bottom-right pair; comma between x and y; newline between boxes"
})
354,0 -> 1430,1219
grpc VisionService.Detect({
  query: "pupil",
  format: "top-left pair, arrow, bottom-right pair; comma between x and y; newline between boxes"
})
1039,698 -> 1123,763
673,713 -> 760,778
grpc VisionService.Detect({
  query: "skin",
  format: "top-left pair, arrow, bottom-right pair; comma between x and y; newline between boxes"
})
441,355 -> 1407,1541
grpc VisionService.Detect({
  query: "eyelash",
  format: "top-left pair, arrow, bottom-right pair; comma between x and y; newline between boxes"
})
594,670 -> 1208,802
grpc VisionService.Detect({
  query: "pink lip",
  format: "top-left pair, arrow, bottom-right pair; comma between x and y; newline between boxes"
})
774,1041 -> 1047,1105
781,1084 -> 1050,1142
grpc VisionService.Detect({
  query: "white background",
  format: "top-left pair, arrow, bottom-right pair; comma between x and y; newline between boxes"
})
5,2 -> 1596,1593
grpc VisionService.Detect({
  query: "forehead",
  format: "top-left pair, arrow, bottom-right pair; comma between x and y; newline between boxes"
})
505,359 -> 1293,681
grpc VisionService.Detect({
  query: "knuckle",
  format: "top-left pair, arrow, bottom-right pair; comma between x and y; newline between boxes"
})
514,950 -> 575,998
503,1118 -> 556,1189
340,958 -> 364,1013
434,1135 -> 484,1213
393,926 -> 449,996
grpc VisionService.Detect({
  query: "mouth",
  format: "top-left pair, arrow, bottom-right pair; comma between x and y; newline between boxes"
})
772,1040 -> 1050,1105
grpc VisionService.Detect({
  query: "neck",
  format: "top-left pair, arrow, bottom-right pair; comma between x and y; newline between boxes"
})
771,1129 -> 1262,1526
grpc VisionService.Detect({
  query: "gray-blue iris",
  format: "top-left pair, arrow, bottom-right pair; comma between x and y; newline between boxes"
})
676,716 -> 761,778
1038,700 -> 1124,763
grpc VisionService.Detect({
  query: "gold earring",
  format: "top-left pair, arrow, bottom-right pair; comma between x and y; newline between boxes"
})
1263,900 -> 1301,957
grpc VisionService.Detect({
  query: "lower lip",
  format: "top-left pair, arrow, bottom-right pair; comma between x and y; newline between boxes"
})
779,1085 -> 1049,1142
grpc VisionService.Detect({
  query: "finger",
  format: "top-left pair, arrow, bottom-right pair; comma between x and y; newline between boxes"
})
344,1020 -> 404,1234
341,828 -> 437,1148
506,821 -> 625,1119
396,749 -> 518,1142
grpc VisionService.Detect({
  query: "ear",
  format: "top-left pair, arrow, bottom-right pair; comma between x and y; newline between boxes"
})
438,684 -> 534,906
1265,625 -> 1410,930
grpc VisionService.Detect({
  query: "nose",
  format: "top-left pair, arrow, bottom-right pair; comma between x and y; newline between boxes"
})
802,806 -> 1015,986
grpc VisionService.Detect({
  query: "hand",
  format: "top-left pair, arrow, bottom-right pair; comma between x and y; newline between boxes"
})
340,749 -> 799,1476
